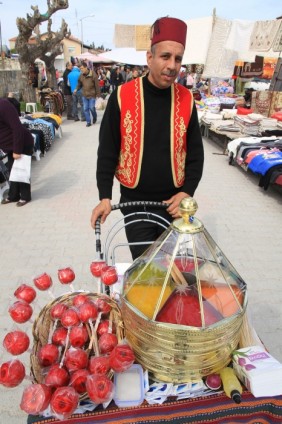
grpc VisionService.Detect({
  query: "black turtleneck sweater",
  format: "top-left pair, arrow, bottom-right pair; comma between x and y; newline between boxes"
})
97,75 -> 204,202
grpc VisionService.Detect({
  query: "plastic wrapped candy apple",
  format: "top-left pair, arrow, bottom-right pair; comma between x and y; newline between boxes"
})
14,284 -> 36,304
90,261 -> 106,277
109,343 -> 135,373
50,386 -> 79,421
20,383 -> 52,415
86,374 -> 114,404
3,330 -> 30,355
0,359 -> 25,387
50,303 -> 68,321
89,355 -> 110,376
97,319 -> 116,337
49,303 -> 69,342
98,332 -> 118,354
33,273 -> 53,291
9,300 -> 33,324
58,267 -> 75,285
69,325 -> 89,348
61,308 -> 81,328
38,343 -> 60,367
64,347 -> 88,373
72,294 -> 90,308
101,266 -> 118,286
77,301 -> 98,323
69,369 -> 90,394
94,297 -> 112,315
45,364 -> 70,388
52,327 -> 68,346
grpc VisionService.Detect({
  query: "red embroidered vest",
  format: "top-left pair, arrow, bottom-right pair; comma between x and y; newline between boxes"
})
115,77 -> 193,188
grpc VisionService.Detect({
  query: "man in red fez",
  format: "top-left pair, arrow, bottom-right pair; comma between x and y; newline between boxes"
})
91,17 -> 204,259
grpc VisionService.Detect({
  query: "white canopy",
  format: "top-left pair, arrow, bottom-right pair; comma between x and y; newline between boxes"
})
98,48 -> 147,66
77,52 -> 114,64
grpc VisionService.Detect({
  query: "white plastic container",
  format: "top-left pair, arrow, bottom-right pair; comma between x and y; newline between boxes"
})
114,364 -> 144,407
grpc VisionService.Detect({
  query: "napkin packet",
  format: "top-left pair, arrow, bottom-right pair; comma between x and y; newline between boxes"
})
232,345 -> 282,397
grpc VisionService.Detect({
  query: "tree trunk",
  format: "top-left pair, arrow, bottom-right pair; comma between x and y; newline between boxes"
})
45,63 -> 57,90
20,61 -> 37,103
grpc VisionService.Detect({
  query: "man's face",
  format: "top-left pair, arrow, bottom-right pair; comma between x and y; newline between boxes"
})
146,40 -> 184,89
80,66 -> 88,75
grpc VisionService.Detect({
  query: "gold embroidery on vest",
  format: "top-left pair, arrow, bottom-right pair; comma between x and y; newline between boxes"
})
117,110 -> 134,183
176,116 -> 186,184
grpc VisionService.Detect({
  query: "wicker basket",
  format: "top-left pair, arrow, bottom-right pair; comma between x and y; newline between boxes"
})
30,291 -> 124,399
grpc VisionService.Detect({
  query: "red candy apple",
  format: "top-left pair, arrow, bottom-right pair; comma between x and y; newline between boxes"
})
50,386 -> 79,420
78,302 -> 98,323
94,298 -> 112,315
14,284 -> 36,304
33,273 -> 53,291
69,325 -> 89,348
9,300 -> 33,323
58,267 -> 75,285
89,355 -> 110,375
20,383 -> 52,415
90,261 -> 106,277
109,344 -> 135,372
3,330 -> 30,355
50,303 -> 68,320
101,266 -> 118,286
97,320 -> 116,337
45,364 -> 70,388
38,343 -> 59,367
73,294 -> 89,308
64,348 -> 88,372
52,327 -> 68,346
0,359 -> 25,387
69,369 -> 89,394
98,333 -> 118,354
61,308 -> 80,328
86,374 -> 114,404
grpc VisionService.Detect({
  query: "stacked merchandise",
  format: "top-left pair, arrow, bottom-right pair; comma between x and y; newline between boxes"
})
234,115 -> 262,136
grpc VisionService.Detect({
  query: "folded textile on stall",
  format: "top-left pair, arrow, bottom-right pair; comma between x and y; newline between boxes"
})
234,115 -> 261,136
216,124 -> 241,132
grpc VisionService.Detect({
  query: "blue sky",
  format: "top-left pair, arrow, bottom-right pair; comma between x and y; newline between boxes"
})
1,0 -> 281,49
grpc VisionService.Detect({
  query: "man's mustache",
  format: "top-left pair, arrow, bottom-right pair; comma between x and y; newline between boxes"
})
162,71 -> 177,77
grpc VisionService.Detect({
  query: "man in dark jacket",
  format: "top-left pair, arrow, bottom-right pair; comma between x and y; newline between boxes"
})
0,98 -> 34,206
63,62 -> 74,119
74,62 -> 101,127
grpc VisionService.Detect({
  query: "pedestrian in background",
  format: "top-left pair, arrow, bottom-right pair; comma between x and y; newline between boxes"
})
74,62 -> 100,127
0,99 -> 34,207
68,64 -> 86,122
63,62 -> 74,120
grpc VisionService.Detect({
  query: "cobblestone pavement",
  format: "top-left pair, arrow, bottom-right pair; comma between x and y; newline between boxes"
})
0,111 -> 281,423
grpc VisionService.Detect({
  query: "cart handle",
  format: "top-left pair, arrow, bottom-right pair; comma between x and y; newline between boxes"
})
94,201 -> 168,256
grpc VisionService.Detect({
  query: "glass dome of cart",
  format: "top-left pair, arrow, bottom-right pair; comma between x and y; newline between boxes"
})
120,197 -> 247,383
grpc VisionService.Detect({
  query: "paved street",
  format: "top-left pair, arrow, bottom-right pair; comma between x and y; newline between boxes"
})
0,110 -> 281,423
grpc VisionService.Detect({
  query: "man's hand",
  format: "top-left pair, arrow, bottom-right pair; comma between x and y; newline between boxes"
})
13,153 -> 21,160
91,199 -> 112,229
163,192 -> 190,218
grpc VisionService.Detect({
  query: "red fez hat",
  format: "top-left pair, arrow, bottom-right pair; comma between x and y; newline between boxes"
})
151,17 -> 187,48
